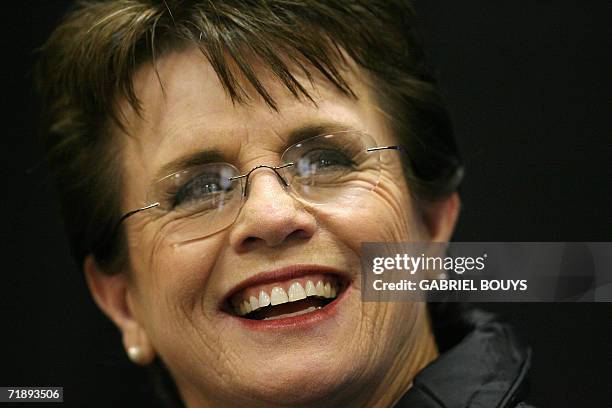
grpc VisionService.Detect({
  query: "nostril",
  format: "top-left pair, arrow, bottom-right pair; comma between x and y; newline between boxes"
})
237,227 -> 313,252
287,229 -> 311,241
242,236 -> 259,248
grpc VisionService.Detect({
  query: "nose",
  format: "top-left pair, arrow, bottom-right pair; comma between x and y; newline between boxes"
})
228,167 -> 317,252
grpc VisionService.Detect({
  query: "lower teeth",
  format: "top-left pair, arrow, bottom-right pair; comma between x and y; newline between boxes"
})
262,306 -> 322,321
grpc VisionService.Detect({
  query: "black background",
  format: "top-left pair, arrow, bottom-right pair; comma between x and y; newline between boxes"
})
2,1 -> 611,407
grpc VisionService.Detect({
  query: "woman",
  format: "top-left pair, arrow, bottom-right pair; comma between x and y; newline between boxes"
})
36,1 -> 533,406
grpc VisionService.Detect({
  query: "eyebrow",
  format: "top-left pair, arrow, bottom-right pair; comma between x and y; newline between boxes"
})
284,122 -> 359,147
154,121 -> 359,181
154,149 -> 226,182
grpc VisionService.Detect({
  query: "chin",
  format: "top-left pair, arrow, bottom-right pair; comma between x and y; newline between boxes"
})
233,349 -> 370,407
211,283 -> 379,406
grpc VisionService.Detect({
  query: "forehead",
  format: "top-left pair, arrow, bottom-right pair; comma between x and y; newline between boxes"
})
119,47 -> 393,191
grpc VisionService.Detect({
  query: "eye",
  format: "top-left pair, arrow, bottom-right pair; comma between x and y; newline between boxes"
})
295,148 -> 354,177
172,171 -> 234,209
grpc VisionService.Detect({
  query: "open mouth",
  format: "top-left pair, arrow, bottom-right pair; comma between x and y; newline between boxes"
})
224,271 -> 349,321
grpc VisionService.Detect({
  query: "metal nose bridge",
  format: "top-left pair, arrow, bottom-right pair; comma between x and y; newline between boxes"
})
228,162 -> 294,197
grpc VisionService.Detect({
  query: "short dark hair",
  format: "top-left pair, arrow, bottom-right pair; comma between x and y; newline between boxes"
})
36,0 -> 462,272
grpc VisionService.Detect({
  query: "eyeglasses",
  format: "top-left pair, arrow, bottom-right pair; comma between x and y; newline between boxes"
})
114,130 -> 405,244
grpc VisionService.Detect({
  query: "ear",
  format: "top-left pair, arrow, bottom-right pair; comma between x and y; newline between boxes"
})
422,193 -> 460,242
83,255 -> 155,365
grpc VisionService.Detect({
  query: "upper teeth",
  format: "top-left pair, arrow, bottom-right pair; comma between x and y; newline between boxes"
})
288,282 -> 306,302
233,280 -> 339,316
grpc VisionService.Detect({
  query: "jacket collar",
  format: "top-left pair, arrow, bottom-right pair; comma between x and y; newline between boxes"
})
395,308 -> 532,408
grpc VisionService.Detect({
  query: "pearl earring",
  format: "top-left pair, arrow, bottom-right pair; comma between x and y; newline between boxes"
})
127,346 -> 143,363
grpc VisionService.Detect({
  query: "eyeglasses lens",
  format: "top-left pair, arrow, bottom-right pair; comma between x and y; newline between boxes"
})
148,131 -> 383,242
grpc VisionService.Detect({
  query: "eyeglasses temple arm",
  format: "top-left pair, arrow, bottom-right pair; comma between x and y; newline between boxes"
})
93,202 -> 160,255
366,145 -> 464,192
366,146 -> 406,153
112,202 -> 160,241
117,202 -> 160,225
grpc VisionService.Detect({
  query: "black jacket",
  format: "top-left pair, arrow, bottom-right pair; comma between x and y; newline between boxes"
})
396,306 -> 535,408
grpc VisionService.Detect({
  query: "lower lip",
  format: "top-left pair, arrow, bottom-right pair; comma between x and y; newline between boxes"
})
229,281 -> 352,331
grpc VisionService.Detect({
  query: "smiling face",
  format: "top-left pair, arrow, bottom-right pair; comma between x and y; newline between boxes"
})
86,47 -> 457,407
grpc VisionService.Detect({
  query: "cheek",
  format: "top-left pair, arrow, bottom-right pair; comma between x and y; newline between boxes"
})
313,179 -> 427,351
315,179 -> 425,254
129,228 -> 225,338
129,230 -> 247,389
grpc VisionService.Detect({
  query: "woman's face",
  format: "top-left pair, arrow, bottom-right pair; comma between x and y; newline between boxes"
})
104,48 -> 446,407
